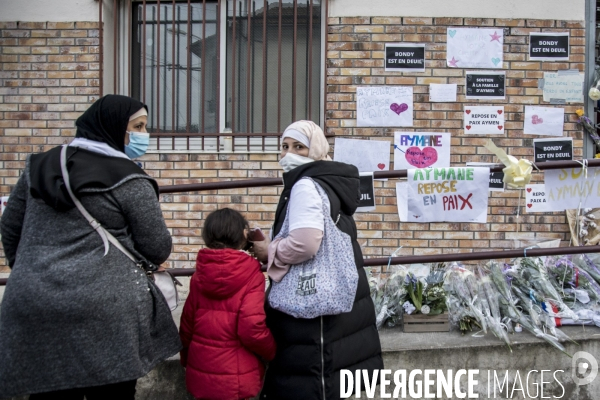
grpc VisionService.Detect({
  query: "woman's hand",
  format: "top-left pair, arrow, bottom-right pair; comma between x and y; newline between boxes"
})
251,234 -> 271,263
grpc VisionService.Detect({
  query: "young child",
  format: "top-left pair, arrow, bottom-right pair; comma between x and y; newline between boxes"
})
179,208 -> 276,400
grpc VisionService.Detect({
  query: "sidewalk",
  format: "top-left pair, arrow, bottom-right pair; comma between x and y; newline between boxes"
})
2,278 -> 600,399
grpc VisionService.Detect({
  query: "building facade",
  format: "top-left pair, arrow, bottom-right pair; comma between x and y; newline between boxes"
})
0,0 -> 592,272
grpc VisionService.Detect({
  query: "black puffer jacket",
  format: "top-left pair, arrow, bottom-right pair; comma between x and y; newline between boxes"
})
260,161 -> 383,400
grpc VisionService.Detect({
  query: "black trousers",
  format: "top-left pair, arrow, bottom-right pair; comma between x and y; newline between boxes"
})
29,379 -> 137,400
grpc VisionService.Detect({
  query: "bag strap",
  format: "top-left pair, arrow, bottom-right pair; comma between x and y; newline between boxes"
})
59,145 -> 138,265
305,177 -> 341,226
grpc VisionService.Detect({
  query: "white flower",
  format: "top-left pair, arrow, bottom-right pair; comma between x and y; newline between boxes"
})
421,305 -> 431,314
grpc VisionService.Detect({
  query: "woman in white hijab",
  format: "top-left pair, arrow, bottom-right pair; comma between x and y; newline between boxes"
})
253,120 -> 383,400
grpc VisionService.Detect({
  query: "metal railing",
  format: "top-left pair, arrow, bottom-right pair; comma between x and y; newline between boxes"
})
2,158 -> 600,286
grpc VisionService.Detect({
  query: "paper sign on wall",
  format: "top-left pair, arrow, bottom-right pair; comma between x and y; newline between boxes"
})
357,86 -> 413,127
406,167 -> 490,223
545,168 -> 600,211
357,173 -> 376,212
429,84 -> 457,102
543,72 -> 584,103
396,182 -> 408,221
533,138 -> 573,163
446,28 -> 504,69
524,106 -> 565,136
525,184 -> 552,213
385,43 -> 425,72
467,162 -> 504,191
393,132 -> 451,170
334,138 -> 390,174
465,71 -> 505,100
464,106 -> 505,135
529,33 -> 569,61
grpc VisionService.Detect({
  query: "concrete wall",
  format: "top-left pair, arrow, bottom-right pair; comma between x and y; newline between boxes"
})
329,0 -> 586,21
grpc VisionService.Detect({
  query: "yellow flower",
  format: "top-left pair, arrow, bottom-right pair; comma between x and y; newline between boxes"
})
595,153 -> 600,159
576,109 -> 585,117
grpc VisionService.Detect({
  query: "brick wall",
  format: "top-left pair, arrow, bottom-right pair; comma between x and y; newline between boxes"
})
324,16 -> 586,266
0,17 -> 587,274
0,21 -> 100,271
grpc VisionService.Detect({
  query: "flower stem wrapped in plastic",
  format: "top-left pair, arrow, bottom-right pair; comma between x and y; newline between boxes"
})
444,263 -> 487,334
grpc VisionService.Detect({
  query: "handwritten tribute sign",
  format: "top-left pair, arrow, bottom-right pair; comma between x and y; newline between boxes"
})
429,84 -> 457,102
465,71 -> 505,100
525,184 -> 552,213
393,132 -> 450,170
357,86 -> 413,127
464,106 -> 505,135
385,43 -> 425,72
524,106 -> 565,136
529,33 -> 569,61
533,138 -> 573,163
545,168 -> 600,211
467,162 -> 505,192
406,167 -> 490,223
543,72 -> 584,103
334,138 -> 390,173
446,28 -> 504,69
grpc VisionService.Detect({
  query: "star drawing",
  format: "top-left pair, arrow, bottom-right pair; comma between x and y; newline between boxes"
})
448,56 -> 459,67
490,31 -> 502,42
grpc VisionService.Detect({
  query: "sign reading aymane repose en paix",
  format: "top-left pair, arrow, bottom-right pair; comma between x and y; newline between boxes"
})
406,167 -> 490,223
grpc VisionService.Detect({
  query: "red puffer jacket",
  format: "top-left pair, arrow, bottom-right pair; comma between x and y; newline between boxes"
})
180,248 -> 276,400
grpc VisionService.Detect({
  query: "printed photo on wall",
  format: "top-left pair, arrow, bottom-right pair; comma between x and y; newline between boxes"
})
356,86 -> 413,127
333,138 -> 390,174
393,132 -> 451,170
463,106 -> 505,135
465,71 -> 505,100
524,106 -> 565,136
446,27 -> 503,69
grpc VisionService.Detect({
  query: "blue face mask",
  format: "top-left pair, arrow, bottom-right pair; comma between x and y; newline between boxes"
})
124,132 -> 150,159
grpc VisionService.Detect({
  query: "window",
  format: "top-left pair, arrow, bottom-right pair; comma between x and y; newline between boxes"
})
129,0 -> 322,151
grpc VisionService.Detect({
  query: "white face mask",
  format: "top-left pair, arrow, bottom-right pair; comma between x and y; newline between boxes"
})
278,152 -> 314,172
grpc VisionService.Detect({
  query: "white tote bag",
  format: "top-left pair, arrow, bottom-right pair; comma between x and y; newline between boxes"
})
268,179 -> 359,319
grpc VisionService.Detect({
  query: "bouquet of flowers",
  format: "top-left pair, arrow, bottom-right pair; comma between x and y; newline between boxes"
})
444,263 -> 487,334
367,266 -> 408,329
403,264 -> 447,316
575,109 -> 600,154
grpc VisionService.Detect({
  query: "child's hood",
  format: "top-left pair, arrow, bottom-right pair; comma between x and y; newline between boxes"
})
195,248 -> 262,299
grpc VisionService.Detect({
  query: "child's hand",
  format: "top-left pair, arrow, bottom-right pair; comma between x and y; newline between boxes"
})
251,234 -> 270,263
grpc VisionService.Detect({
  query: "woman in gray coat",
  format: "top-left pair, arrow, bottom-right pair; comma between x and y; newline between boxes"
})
0,95 -> 181,399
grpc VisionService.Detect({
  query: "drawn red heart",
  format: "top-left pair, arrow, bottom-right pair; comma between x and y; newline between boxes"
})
497,110 -> 503,114
465,109 -> 471,114
526,188 -> 532,193
405,146 -> 438,168
527,204 -> 532,208
466,125 -> 471,130
390,103 -> 408,115
498,125 -> 503,130
377,163 -> 385,170
532,115 -> 543,124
